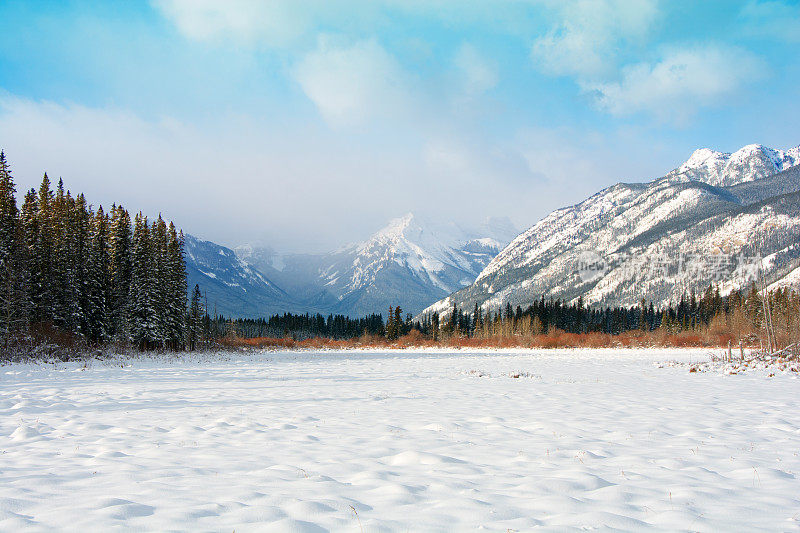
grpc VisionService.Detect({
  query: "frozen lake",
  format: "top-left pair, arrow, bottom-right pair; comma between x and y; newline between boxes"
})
1,348 -> 799,531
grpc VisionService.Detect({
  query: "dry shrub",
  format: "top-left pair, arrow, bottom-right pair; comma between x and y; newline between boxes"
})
667,332 -> 705,347
396,329 -> 435,347
217,325 -> 751,352
298,337 -> 354,349
29,322 -> 84,350
221,336 -> 296,349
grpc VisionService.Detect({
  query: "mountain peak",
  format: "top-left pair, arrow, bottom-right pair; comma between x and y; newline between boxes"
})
672,142 -> 800,187
421,140 -> 800,319
679,147 -> 724,172
377,212 -> 417,239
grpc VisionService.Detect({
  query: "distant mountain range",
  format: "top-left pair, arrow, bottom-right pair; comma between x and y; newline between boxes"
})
421,143 -> 800,318
185,142 -> 800,320
183,235 -> 295,318
185,214 -> 517,318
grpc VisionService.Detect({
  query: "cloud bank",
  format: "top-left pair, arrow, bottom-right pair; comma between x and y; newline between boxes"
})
588,45 -> 767,124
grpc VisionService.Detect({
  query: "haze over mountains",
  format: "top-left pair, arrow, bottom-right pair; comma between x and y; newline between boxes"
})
423,143 -> 800,318
185,214 -> 517,318
184,142 -> 800,320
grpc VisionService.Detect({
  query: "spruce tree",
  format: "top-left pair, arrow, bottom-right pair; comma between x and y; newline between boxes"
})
0,152 -> 28,344
166,225 -> 187,350
151,215 -> 169,348
109,205 -> 132,341
386,306 -> 395,339
71,193 -> 91,336
32,174 -> 55,324
188,284 -> 203,351
86,206 -> 110,343
129,214 -> 157,350
394,306 -> 403,338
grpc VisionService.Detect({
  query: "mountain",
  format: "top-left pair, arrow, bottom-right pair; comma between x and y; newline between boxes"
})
421,143 -> 800,317
184,234 -> 301,318
233,214 -> 518,317
311,214 -> 518,317
668,144 -> 800,187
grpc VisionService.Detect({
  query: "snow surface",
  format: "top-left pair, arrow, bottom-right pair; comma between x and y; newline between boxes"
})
2,349 -> 799,531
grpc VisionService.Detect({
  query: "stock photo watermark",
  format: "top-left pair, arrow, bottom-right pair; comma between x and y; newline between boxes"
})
575,251 -> 763,284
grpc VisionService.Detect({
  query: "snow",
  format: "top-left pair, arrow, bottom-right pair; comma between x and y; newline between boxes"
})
423,142 -> 800,317
674,143 -> 800,187
335,213 -> 516,297
770,264 -> 800,291
2,348 -> 799,531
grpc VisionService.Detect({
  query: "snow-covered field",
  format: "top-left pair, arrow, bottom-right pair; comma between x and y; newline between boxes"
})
1,348 -> 799,532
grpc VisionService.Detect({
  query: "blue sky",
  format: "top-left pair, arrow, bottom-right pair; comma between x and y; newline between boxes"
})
1,0 -> 799,251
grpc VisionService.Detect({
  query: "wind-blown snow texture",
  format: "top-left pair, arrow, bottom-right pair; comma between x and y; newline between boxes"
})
1,349 -> 799,531
424,144 -> 800,317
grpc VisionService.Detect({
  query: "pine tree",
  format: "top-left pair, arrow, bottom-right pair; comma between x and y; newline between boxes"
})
71,193 -> 91,336
85,206 -> 110,343
109,205 -> 132,341
151,215 -> 169,348
0,152 -> 28,344
166,225 -> 187,350
0,151 -> 17,258
32,174 -> 55,324
394,306 -> 403,338
386,306 -> 395,339
19,188 -> 38,323
188,284 -> 203,351
129,214 -> 157,349
50,181 -> 75,330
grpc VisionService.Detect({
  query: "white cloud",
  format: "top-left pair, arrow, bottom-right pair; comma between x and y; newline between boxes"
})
0,92 -> 535,252
531,0 -> 660,78
453,43 -> 498,98
152,0 -> 321,47
292,38 -> 415,127
588,44 -> 767,123
0,92 -> 705,254
739,0 -> 800,43
153,0 -> 550,48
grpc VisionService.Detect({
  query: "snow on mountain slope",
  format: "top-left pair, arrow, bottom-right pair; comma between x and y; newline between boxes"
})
422,144 -> 800,317
667,143 -> 800,187
332,214 -> 512,292
235,214 -> 517,317
184,235 -> 300,318
308,214 -> 517,316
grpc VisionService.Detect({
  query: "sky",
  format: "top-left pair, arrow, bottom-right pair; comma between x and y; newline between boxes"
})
0,0 -> 799,252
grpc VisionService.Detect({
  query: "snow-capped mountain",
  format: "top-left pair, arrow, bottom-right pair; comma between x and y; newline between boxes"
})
314,214 -> 517,316
421,143 -> 800,317
667,144 -> 800,187
184,234 -> 300,318
233,214 -> 518,317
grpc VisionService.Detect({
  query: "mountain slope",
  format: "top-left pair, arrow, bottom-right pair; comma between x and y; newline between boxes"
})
236,214 -> 518,317
422,144 -> 800,317
184,235 -> 300,318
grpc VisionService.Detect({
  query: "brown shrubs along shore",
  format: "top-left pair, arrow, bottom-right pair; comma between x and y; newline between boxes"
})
220,328 -> 748,351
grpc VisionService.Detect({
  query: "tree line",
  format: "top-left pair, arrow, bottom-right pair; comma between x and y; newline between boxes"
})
206,312 -> 386,341
196,282 -> 798,348
415,283 -> 799,346
0,151 -> 190,354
